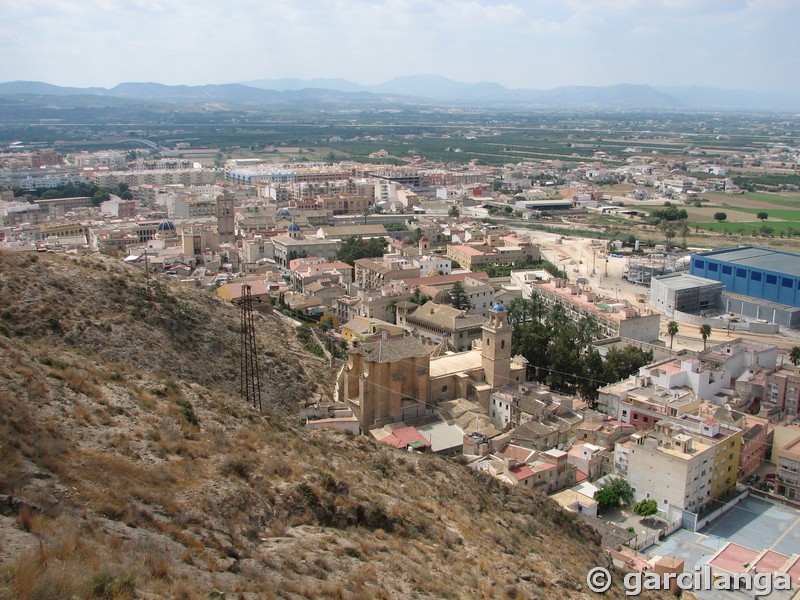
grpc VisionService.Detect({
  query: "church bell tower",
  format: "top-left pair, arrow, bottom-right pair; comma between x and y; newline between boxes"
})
481,303 -> 512,389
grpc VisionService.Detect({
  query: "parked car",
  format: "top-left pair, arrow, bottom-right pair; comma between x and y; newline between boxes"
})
764,473 -> 777,483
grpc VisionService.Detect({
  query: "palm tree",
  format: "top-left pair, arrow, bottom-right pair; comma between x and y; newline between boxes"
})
660,222 -> 677,252
666,320 -> 679,350
790,346 -> 800,366
677,219 -> 690,249
448,205 -> 460,218
699,324 -> 712,350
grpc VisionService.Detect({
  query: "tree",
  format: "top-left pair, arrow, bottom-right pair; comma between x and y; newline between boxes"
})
633,499 -> 659,517
757,211 -> 769,221
92,190 -> 110,206
576,315 -> 599,353
506,297 -> 531,327
790,346 -> 800,366
699,324 -> 712,350
594,487 -> 620,512
603,346 -> 653,384
677,219 -> 690,248
579,349 -> 605,407
449,281 -> 471,311
594,477 -> 634,511
409,286 -> 432,306
713,212 -> 728,222
660,221 -> 676,251
666,321 -> 679,350
336,236 -> 388,266
448,205 -> 460,218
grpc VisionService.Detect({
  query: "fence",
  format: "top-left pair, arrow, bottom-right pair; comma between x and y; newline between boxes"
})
682,487 -> 750,532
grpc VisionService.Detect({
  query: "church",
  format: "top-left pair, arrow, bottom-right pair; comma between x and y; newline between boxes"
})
335,304 -> 528,434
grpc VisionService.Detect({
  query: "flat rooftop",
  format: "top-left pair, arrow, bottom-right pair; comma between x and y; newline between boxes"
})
429,349 -> 483,378
653,272 -> 724,291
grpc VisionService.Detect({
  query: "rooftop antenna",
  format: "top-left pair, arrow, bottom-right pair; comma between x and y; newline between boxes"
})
234,284 -> 263,412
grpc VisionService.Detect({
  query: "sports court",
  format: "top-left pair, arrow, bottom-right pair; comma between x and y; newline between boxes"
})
645,496 -> 800,599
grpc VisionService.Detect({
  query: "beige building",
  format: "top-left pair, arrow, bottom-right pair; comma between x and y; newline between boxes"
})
319,194 -> 370,216
447,242 -> 540,272
354,257 -> 420,290
619,416 -> 741,523
396,300 -> 486,352
336,305 -> 526,433
341,316 -> 406,344
775,435 -> 800,501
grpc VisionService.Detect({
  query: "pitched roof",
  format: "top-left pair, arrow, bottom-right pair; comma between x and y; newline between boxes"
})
353,335 -> 430,363
379,427 -> 432,449
406,300 -> 485,331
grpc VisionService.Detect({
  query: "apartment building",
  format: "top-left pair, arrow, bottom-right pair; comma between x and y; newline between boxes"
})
354,257 -> 420,290
93,169 -> 216,188
290,258 -> 352,292
764,366 -> 800,418
511,269 -> 661,343
271,235 -> 338,269
318,194 -> 370,216
618,417 -> 741,521
598,339 -> 778,418
775,436 -> 800,501
447,241 -> 540,272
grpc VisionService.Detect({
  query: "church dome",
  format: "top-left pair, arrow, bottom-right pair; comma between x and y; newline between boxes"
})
287,223 -> 301,232
433,289 -> 452,305
491,303 -> 505,312
156,219 -> 176,232
275,208 -> 291,219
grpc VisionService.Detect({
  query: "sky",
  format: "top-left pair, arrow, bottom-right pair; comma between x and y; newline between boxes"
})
1,0 -> 798,94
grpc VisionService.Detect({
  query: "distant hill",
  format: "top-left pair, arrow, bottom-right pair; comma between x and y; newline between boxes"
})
0,251 -> 656,599
1,77 -> 797,111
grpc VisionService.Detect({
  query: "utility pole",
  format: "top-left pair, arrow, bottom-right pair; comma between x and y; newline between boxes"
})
143,248 -> 150,292
234,284 -> 263,412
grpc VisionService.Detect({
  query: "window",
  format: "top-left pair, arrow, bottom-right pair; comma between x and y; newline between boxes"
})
708,263 -> 718,272
767,274 -> 777,284
441,385 -> 448,393
501,340 -> 505,349
695,259 -> 705,269
783,278 -> 794,288
751,271 -> 762,281
722,266 -> 732,275
736,268 -> 747,278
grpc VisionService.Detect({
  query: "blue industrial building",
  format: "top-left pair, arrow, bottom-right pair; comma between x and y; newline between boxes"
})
690,246 -> 800,308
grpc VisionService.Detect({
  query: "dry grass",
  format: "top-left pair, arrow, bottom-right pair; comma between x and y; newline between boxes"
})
0,251 -> 674,600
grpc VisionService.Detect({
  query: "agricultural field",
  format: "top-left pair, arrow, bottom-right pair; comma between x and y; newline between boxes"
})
684,192 -> 800,238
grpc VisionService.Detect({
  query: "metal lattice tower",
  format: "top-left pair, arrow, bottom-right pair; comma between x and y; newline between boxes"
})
236,284 -> 262,412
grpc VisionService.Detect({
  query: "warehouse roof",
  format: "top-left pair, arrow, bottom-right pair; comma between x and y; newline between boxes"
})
697,246 -> 800,277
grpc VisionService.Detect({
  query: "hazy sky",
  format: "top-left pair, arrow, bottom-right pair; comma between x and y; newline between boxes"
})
2,0 -> 798,93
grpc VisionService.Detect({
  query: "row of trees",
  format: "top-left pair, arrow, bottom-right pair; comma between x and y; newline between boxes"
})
665,320 -> 712,350
507,292 -> 653,403
14,182 -> 134,204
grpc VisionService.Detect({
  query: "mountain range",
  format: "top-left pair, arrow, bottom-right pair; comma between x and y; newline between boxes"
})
0,75 -> 797,111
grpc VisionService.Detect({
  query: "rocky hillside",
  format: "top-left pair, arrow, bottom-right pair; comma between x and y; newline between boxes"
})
0,251 -> 663,599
